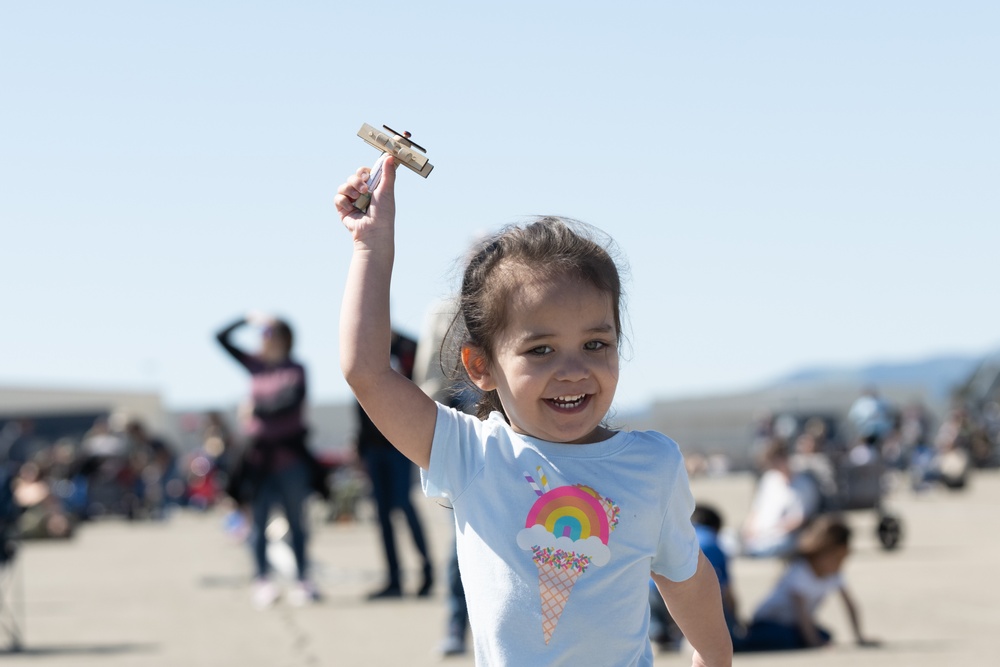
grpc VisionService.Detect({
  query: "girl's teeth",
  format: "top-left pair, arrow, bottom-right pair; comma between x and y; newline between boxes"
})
552,395 -> 585,408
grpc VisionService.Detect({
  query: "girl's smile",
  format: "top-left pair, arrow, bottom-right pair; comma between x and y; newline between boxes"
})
549,394 -> 587,409
470,273 -> 620,444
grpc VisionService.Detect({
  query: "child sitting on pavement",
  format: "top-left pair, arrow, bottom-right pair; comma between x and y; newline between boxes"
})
735,514 -> 878,652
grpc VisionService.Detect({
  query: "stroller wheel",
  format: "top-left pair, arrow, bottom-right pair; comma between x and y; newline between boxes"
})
877,514 -> 903,550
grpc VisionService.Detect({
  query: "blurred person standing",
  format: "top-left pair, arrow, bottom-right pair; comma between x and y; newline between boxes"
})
847,386 -> 893,444
414,299 -> 471,654
216,313 -> 319,608
356,328 -> 433,600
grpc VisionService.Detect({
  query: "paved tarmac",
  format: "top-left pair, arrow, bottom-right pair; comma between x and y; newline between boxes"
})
2,469 -> 998,666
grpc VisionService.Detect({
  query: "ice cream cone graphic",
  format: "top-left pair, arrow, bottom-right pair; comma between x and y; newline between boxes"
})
518,478 -> 620,645
534,548 -> 585,643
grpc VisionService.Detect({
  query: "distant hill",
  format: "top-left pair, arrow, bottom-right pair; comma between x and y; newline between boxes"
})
771,353 -> 985,401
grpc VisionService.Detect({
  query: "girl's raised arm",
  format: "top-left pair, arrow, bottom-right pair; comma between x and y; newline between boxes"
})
336,156 -> 437,470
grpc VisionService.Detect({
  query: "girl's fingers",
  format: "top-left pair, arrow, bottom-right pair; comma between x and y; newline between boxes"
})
334,160 -> 396,223
333,193 -> 355,216
338,172 -> 369,199
334,166 -> 376,218
348,171 -> 370,193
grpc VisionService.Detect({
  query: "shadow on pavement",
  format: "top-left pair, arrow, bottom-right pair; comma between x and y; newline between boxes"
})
0,642 -> 158,657
197,574 -> 248,589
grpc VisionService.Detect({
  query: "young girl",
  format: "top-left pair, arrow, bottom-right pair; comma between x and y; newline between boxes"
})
735,514 -> 877,652
336,157 -> 732,667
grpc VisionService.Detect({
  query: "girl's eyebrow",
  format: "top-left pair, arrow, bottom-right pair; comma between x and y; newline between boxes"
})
521,323 -> 615,343
520,332 -> 555,344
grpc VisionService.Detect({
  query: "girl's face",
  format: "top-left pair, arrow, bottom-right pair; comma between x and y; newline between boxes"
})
468,273 -> 619,444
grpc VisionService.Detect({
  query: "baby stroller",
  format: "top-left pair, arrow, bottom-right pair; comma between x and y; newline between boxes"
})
824,448 -> 903,550
778,412 -> 904,551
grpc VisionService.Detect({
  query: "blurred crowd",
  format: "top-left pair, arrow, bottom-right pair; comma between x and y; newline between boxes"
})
0,412 -> 261,544
0,410 -> 367,547
749,388 -> 999,495
649,386 -> 1000,655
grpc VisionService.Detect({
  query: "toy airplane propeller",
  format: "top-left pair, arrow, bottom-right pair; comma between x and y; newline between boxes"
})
353,123 -> 434,212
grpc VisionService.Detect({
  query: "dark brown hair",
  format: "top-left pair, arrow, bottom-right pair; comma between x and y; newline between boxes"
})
266,319 -> 294,355
444,217 -> 626,420
796,513 -> 852,558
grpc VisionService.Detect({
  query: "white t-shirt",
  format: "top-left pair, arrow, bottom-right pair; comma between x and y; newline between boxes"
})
752,559 -> 844,626
743,469 -> 820,555
422,404 -> 700,667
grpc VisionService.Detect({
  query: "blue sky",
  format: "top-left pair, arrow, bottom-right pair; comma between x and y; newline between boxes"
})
2,1 -> 998,412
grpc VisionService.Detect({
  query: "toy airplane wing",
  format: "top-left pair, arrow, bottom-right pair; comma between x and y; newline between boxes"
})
357,123 -> 433,178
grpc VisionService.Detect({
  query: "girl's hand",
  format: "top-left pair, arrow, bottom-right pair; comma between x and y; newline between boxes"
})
334,156 -> 397,242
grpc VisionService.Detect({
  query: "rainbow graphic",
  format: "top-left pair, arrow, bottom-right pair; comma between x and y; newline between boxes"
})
524,485 -> 611,545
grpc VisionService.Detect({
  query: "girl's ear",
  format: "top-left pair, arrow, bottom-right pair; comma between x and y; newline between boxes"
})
462,346 -> 496,391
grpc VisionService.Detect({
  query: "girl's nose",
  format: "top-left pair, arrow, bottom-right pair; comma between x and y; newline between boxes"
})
554,353 -> 589,381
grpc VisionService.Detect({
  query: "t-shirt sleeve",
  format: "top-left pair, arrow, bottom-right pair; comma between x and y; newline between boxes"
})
420,402 -> 486,501
650,448 -> 700,582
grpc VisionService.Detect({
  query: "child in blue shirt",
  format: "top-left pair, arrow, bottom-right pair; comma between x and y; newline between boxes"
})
336,158 -> 732,666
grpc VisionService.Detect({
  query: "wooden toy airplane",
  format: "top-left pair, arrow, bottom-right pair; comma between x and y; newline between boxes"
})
353,123 -> 434,212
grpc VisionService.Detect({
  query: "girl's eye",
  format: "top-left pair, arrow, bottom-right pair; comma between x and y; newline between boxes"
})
528,345 -> 553,356
584,340 -> 610,351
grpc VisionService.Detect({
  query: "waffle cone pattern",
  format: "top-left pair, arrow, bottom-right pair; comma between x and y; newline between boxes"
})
536,561 -> 584,644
